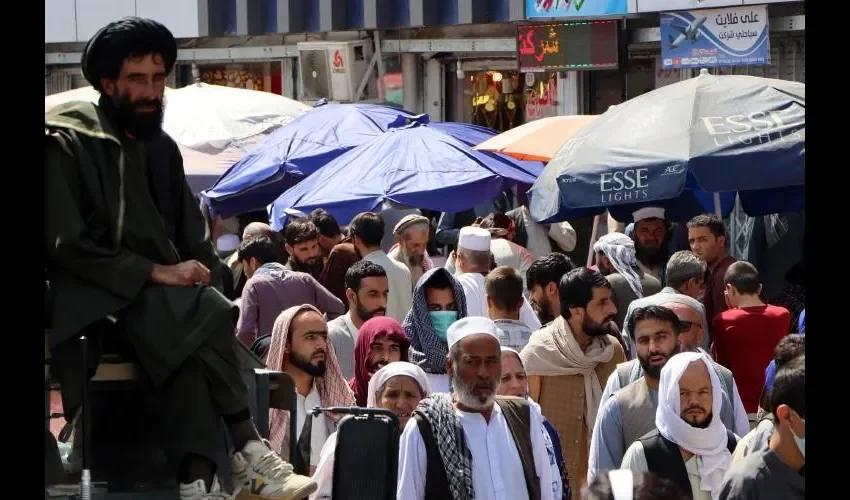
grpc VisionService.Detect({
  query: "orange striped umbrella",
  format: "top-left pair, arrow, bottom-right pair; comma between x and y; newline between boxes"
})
473,115 -> 597,162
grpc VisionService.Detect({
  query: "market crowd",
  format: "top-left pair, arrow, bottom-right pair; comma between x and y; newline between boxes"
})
45,16 -> 805,500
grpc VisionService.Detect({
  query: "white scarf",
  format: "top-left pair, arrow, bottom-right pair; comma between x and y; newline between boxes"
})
593,232 -> 643,298
521,317 -> 614,433
366,361 -> 432,408
656,352 -> 731,500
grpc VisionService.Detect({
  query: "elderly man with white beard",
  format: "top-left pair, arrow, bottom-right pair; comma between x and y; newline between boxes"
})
388,215 -> 434,287
397,317 -> 558,500
621,352 -> 739,500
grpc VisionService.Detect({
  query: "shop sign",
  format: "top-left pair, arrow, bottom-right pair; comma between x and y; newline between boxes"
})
518,21 -> 619,72
525,0 -> 628,19
526,73 -> 558,121
332,49 -> 346,74
661,4 -> 770,69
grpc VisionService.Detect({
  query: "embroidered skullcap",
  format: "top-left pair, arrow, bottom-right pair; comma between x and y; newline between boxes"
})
393,215 -> 430,236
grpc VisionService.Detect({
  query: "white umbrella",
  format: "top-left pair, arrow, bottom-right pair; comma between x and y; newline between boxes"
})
45,83 -> 311,192
162,82 -> 310,150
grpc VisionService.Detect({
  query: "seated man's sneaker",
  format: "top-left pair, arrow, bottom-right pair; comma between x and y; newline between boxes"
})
179,476 -> 235,500
231,440 -> 317,500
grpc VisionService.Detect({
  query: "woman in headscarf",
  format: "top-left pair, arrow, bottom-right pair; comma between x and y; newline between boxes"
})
349,316 -> 411,407
311,362 -> 431,499
500,347 -> 572,500
265,304 -> 356,468
402,268 -> 468,393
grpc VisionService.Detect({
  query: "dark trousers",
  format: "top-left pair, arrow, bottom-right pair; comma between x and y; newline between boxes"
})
155,323 -> 250,465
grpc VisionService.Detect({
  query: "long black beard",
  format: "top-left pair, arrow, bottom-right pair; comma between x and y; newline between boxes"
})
99,93 -> 164,140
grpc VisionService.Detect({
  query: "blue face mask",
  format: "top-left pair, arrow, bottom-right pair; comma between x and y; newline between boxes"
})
429,311 -> 458,341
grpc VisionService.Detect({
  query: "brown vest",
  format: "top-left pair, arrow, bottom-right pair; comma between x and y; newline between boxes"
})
527,336 -> 625,500
613,377 -> 657,446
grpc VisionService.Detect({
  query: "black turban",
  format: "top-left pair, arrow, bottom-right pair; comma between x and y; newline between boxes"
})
81,17 -> 177,92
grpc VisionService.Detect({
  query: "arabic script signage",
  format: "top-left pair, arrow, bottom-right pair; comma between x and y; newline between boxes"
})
517,21 -> 619,72
660,5 -> 770,69
526,73 -> 559,121
525,0 -> 628,19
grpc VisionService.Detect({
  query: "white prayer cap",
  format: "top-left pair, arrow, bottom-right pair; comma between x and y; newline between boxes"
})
632,206 -> 666,222
216,234 -> 241,254
458,226 -> 491,252
447,316 -> 499,349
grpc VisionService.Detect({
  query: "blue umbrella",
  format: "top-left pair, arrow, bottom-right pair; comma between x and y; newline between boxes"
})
530,70 -> 804,223
202,102 -> 416,217
203,103 -> 538,218
267,123 -> 540,230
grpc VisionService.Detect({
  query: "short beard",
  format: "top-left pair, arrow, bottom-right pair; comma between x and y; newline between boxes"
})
355,299 -> 386,323
583,314 -> 615,338
100,93 -> 164,140
535,297 -> 555,325
289,350 -> 327,377
452,374 -> 498,411
684,411 -> 713,429
637,344 -> 680,379
291,256 -> 324,278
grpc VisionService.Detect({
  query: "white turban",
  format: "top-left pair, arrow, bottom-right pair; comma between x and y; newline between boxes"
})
656,352 -> 731,500
366,361 -> 432,408
593,232 -> 643,298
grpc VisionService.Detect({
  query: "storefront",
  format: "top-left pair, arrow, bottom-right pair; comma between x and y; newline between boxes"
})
462,69 -> 524,131
179,61 -> 285,94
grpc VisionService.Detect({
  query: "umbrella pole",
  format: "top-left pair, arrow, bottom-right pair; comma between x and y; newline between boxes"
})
713,193 -> 723,218
586,214 -> 600,267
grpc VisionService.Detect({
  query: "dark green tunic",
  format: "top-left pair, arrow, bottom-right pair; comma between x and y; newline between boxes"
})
45,101 -> 235,400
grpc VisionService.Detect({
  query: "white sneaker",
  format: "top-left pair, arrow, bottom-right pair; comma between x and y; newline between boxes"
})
179,476 -> 236,500
231,440 -> 317,500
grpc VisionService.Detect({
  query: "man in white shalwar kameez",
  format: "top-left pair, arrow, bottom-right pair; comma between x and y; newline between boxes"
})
453,227 -> 542,331
397,316 -> 558,500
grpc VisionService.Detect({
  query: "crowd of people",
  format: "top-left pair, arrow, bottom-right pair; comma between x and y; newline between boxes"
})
45,16 -> 804,500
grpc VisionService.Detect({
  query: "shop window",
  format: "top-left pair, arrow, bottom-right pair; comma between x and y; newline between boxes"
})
193,62 -> 285,94
464,71 -> 526,132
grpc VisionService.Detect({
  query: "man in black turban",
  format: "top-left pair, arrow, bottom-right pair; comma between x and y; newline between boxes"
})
46,18 -> 317,500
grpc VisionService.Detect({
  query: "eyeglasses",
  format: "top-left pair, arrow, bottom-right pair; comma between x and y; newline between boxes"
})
679,320 -> 696,332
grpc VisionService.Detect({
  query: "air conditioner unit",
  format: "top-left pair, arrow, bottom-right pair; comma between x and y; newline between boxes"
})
297,41 -> 376,102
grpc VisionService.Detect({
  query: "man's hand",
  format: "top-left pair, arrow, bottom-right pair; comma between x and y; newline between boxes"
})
151,261 -> 211,286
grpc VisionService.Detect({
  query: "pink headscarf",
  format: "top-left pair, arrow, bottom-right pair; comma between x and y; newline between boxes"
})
265,304 -> 355,456
348,316 -> 410,407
